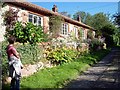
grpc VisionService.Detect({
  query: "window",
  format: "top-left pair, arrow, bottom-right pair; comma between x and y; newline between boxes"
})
28,14 -> 42,26
61,23 -> 68,35
81,28 -> 85,39
28,14 -> 33,23
74,27 -> 78,37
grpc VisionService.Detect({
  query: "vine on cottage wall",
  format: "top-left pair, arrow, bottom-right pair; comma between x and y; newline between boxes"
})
2,8 -> 19,32
2,8 -> 47,44
2,8 -> 47,62
0,0 -> 6,9
77,28 -> 83,42
49,15 -> 64,38
87,30 -> 94,39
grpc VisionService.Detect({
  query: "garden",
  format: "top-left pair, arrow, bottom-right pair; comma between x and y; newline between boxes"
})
1,6 -> 119,89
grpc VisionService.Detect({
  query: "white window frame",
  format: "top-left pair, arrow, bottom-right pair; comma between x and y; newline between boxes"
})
81,28 -> 85,39
61,23 -> 68,35
28,13 -> 43,26
74,26 -> 78,38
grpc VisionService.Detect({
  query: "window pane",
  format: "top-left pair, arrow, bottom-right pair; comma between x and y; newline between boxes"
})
65,24 -> 68,35
29,18 -> 32,22
34,16 -> 37,24
29,14 -> 33,18
38,17 -> 41,25
29,14 -> 33,22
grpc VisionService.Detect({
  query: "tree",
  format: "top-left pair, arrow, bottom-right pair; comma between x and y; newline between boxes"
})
73,11 -> 93,27
84,13 -> 93,26
73,11 -> 87,23
100,24 -> 118,47
113,28 -> 120,46
114,13 -> 120,26
60,11 -> 71,18
113,13 -> 120,45
91,13 -> 110,36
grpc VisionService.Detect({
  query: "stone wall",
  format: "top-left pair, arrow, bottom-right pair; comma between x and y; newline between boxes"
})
0,5 -> 9,42
5,61 -> 53,83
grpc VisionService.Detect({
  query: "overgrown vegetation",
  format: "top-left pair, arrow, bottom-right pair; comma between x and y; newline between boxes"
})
18,49 -> 109,89
1,41 -> 44,79
1,4 -> 116,90
46,47 -> 78,65
1,8 -> 48,64
49,15 -> 64,38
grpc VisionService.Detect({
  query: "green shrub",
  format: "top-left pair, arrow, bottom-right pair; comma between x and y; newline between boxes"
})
16,43 -> 44,64
1,41 -> 8,78
89,38 -> 104,51
1,41 -> 44,79
46,47 -> 78,65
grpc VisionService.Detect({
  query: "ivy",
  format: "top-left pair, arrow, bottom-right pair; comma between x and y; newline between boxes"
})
2,8 -> 19,30
49,15 -> 64,38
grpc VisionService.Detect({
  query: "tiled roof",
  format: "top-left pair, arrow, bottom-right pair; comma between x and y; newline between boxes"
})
5,0 -> 95,30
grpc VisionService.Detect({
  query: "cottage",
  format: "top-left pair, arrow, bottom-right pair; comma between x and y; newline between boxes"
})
0,0 -> 95,48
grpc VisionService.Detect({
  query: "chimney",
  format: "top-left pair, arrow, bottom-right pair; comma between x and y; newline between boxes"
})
52,5 -> 58,12
77,15 -> 81,22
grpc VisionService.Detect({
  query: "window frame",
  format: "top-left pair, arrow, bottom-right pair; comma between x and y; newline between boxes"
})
28,13 -> 42,26
61,23 -> 68,35
81,28 -> 85,39
74,26 -> 78,37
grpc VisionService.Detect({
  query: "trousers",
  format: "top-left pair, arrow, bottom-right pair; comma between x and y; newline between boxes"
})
10,78 -> 20,90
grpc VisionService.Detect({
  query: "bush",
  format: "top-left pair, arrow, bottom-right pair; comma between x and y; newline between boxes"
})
1,41 -> 8,78
46,47 -> 78,65
16,43 -> 44,64
1,41 -> 44,79
89,38 -> 104,51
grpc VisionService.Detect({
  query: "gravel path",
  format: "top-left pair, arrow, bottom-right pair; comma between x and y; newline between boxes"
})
65,48 -> 120,89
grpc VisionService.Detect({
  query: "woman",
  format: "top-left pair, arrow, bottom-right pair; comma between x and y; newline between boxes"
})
6,36 -> 23,90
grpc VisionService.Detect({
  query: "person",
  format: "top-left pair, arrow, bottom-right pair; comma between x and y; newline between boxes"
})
6,36 -> 23,90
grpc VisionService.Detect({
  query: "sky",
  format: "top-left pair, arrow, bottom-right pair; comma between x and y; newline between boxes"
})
30,2 -> 118,18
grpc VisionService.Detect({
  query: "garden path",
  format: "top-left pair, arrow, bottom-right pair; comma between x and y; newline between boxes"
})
65,47 -> 120,89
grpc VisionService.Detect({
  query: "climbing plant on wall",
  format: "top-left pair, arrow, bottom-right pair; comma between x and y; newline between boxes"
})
49,15 -> 64,38
2,8 -> 19,32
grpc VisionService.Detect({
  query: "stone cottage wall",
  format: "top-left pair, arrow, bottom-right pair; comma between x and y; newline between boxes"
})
0,5 -> 9,42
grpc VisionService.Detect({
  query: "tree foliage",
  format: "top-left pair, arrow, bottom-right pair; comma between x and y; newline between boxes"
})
73,12 -> 112,36
100,24 -> 118,47
113,13 -> 120,45
60,11 -> 71,18
73,11 -> 87,23
92,13 -> 111,35
114,13 -> 120,26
